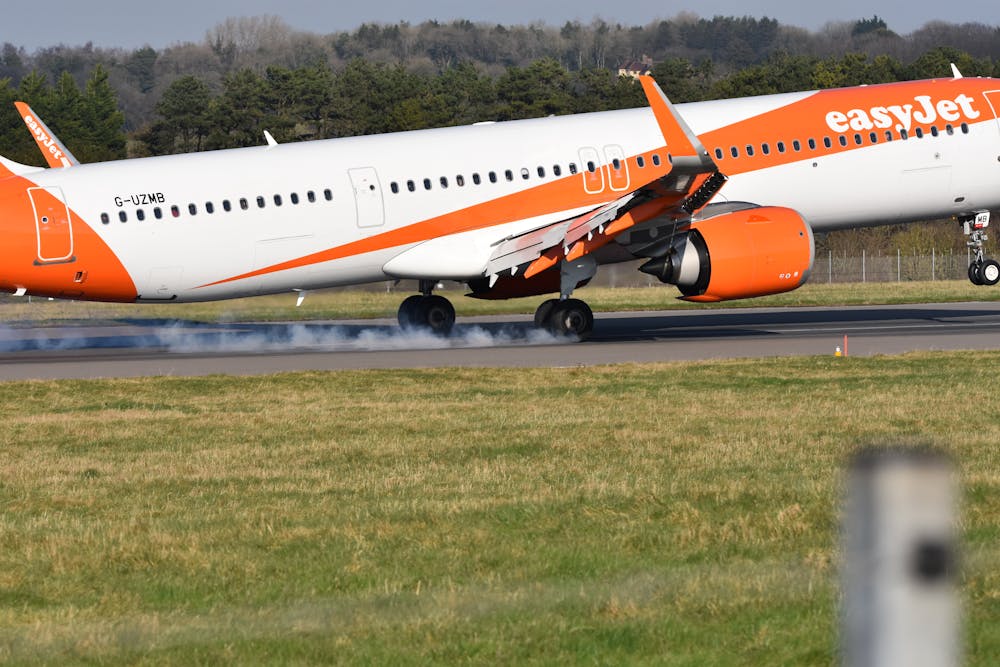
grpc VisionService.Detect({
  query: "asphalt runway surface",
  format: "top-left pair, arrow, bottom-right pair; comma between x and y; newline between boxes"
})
2,301 -> 1000,380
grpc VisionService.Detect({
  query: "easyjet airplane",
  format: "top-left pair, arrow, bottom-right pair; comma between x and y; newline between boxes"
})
2,70 -> 999,339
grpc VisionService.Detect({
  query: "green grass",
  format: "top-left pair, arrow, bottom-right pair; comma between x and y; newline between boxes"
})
2,280 -> 999,326
1,354 -> 998,664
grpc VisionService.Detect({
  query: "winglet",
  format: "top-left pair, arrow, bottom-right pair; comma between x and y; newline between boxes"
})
638,75 -> 716,172
951,63 -> 963,79
264,130 -> 278,147
14,101 -> 79,168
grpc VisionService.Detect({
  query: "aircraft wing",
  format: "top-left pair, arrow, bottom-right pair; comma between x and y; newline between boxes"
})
14,101 -> 79,168
484,76 -> 727,284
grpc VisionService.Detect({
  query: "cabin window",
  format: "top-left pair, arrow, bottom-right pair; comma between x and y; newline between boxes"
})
651,154 -> 661,166
809,138 -> 817,150
256,196 -> 265,208
793,140 -> 802,151
900,129 -> 909,140
714,148 -> 723,160
324,189 -> 333,201
223,200 -> 232,212
188,203 -> 197,215
456,175 -> 465,186
239,198 -> 248,210
307,191 -> 316,202
291,193 -> 300,204
854,134 -> 862,145
520,168 -> 529,180
440,176 -> 448,189
489,171 -> 498,183
884,131 -> 893,142
118,211 -> 127,223
869,132 -> 878,144
423,178 -> 431,190
553,164 -> 562,176
731,146 -> 739,158
569,163 -> 578,174
745,145 -> 755,157
915,128 -> 924,139
505,169 -> 514,182
931,126 -> 939,137
473,173 -> 482,185
101,212 -> 110,224
205,202 -> 214,214
137,209 -> 145,221
636,156 -> 645,168
611,158 -> 621,170
154,207 -> 163,219
962,123 -> 969,134
273,194 -> 282,206
776,142 -> 785,154
838,136 -> 847,147
537,166 -> 545,178
390,182 -> 399,194
406,180 -> 415,192
171,205 -> 180,218
822,137 -> 831,149
761,143 -> 770,155
946,124 -> 955,135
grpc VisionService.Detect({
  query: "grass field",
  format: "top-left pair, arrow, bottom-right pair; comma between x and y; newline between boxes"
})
1,353 -> 998,664
1,279 -> 999,326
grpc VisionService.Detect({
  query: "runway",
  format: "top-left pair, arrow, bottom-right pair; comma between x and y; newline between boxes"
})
2,301 -> 1000,380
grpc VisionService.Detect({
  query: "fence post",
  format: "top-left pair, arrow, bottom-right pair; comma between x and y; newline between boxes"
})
897,249 -> 901,282
829,250 -> 833,283
862,249 -> 866,283
932,248 -> 936,281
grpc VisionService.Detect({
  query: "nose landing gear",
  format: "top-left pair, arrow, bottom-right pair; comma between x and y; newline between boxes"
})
962,212 -> 1000,286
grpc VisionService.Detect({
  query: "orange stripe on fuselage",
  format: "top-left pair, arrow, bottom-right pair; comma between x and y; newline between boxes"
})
200,150 -> 675,288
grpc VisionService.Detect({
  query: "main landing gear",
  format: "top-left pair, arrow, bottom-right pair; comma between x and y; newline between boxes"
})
962,212 -> 1000,286
397,280 -> 456,335
532,256 -> 598,339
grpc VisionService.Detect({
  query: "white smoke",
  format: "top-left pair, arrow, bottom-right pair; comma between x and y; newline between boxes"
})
0,321 -> 565,354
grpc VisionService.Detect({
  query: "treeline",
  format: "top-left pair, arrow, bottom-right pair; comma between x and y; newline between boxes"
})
1,14 -> 1000,134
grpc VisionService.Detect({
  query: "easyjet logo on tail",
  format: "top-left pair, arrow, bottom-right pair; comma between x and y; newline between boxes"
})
22,114 -> 69,166
825,94 -> 981,134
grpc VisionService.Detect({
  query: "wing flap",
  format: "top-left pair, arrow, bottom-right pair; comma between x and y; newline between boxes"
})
483,74 -> 727,283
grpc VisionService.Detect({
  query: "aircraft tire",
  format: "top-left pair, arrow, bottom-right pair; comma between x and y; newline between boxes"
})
547,298 -> 594,340
417,295 -> 456,336
969,262 -> 985,286
533,299 -> 560,328
397,295 -> 426,329
981,259 -> 1000,286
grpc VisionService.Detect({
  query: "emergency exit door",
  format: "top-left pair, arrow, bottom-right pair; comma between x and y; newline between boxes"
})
28,186 -> 74,264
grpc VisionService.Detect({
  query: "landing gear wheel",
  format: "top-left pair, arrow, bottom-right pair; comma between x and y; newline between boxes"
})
397,295 -> 426,329
981,259 -> 1000,286
397,295 -> 455,335
534,299 -> 560,328
547,298 -> 594,340
419,295 -> 456,336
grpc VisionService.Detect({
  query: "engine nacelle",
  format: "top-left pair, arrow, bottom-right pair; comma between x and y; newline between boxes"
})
639,206 -> 814,302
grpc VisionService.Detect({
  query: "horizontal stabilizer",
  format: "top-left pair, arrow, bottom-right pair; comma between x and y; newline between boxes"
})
0,154 -> 44,178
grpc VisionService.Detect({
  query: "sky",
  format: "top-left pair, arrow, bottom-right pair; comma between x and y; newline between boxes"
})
5,0 -> 1000,51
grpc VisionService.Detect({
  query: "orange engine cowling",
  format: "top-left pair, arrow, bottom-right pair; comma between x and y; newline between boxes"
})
639,206 -> 814,302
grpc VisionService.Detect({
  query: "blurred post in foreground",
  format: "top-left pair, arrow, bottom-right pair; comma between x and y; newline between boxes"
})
842,448 -> 959,667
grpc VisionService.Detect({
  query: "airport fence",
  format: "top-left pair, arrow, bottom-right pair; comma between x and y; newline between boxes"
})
586,249 -> 976,288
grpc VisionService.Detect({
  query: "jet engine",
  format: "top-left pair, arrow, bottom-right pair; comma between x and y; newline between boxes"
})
639,206 -> 814,302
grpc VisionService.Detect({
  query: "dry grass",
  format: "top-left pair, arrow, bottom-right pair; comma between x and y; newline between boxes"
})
0,356 -> 998,664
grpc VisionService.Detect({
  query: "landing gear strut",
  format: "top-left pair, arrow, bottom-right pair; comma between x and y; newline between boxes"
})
533,257 -> 597,339
962,212 -> 1000,286
397,280 -> 456,335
